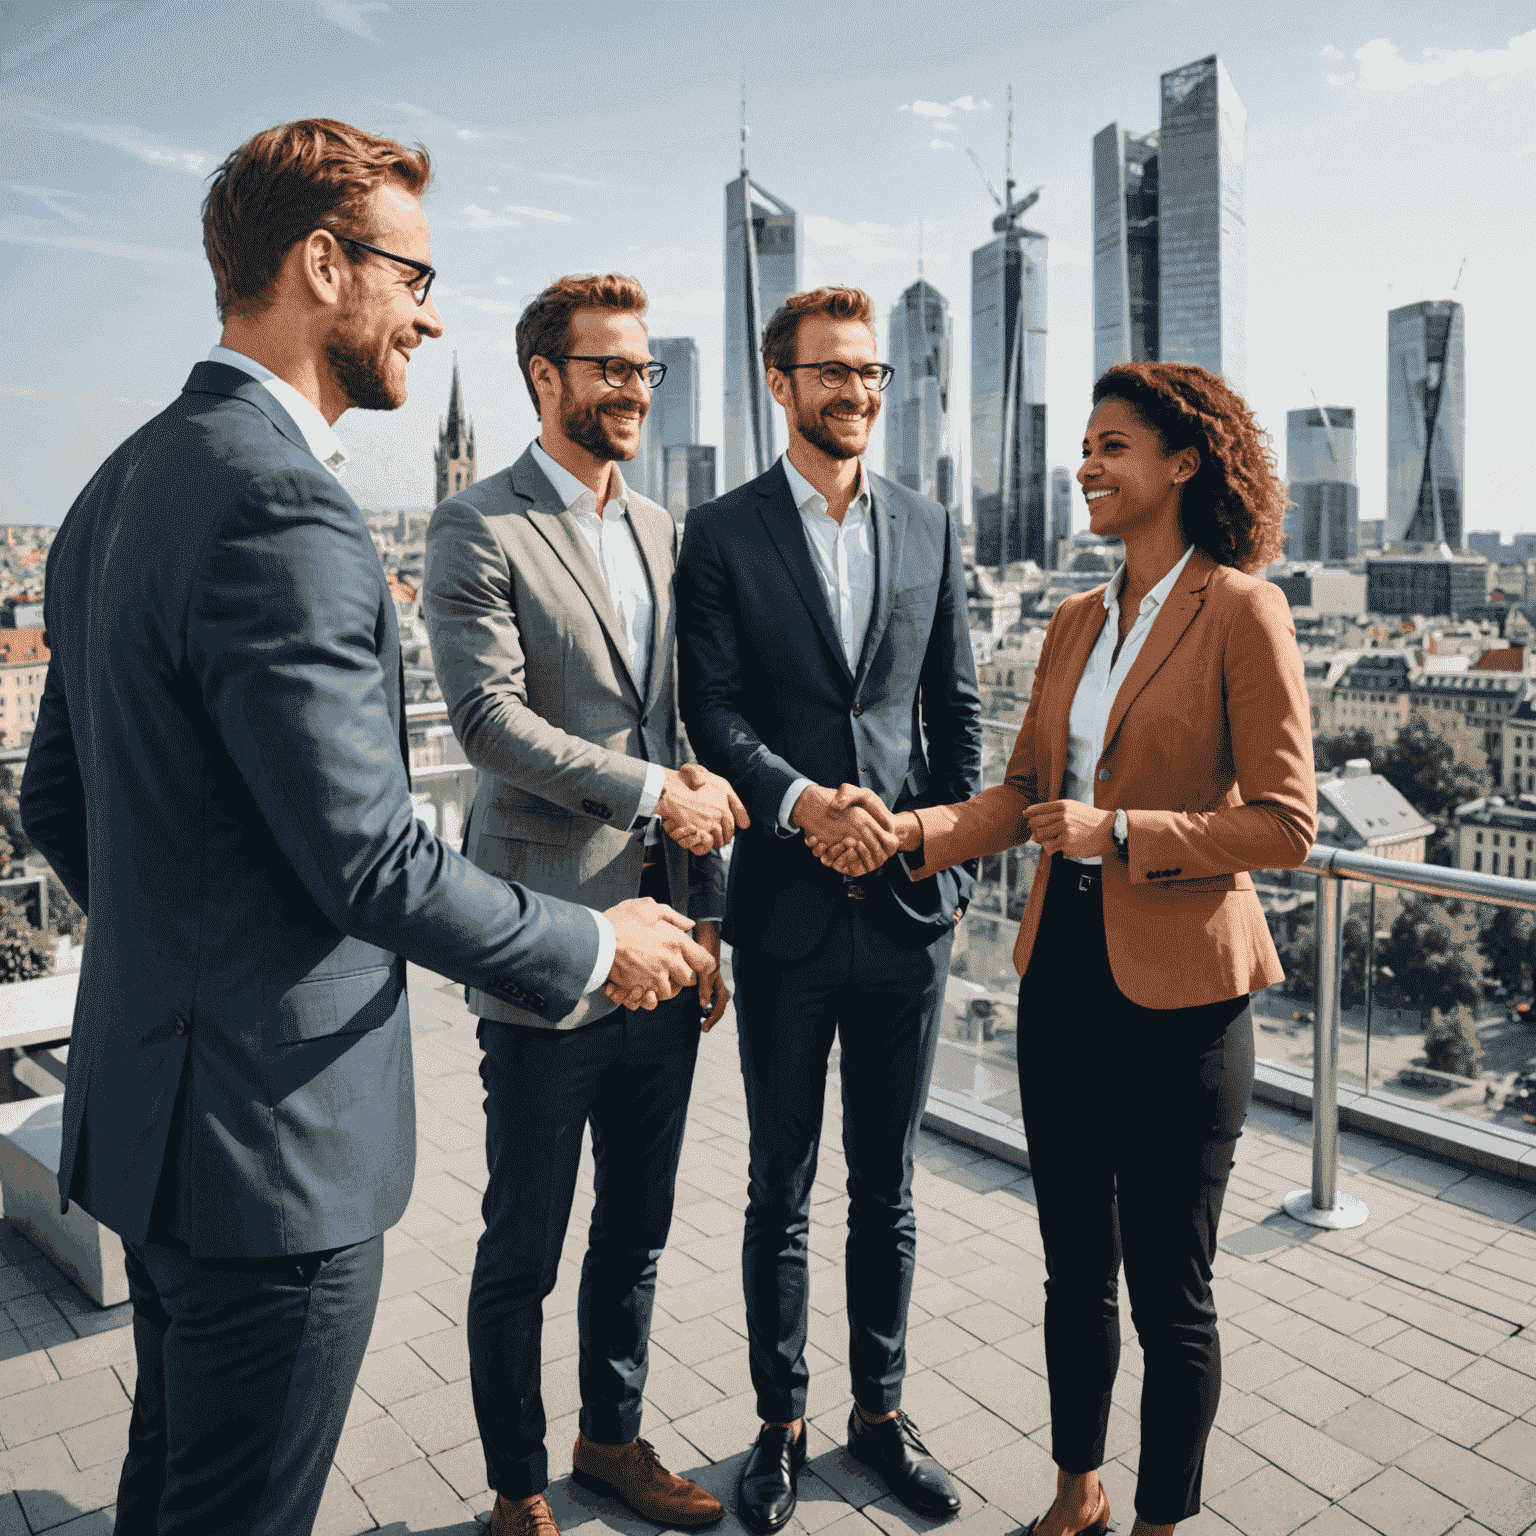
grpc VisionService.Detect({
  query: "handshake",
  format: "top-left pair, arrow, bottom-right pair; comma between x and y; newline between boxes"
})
792,783 -> 922,877
654,762 -> 750,853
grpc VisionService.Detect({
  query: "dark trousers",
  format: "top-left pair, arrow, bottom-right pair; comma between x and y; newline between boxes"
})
1018,856 -> 1254,1525
466,986 -> 703,1498
113,1234 -> 383,1535
733,899 -> 951,1423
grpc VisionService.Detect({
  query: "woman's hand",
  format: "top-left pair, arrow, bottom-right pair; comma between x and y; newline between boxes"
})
1023,800 -> 1116,861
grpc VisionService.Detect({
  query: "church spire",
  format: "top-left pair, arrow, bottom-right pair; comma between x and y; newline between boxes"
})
434,354 -> 477,503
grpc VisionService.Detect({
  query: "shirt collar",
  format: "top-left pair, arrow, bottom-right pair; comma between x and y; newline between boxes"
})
781,452 -> 869,518
1103,544 -> 1196,617
531,437 -> 629,517
206,346 -> 349,479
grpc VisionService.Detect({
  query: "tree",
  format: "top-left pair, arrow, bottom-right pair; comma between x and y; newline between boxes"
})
1378,714 -> 1486,825
1314,729 -> 1380,776
0,896 -> 50,984
1423,1004 -> 1483,1078
1479,906 -> 1535,997
0,766 -> 30,872
1375,894 -> 1483,1014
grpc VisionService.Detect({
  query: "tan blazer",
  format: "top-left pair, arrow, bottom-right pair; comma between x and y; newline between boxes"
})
912,553 -> 1316,1009
423,447 -> 724,1028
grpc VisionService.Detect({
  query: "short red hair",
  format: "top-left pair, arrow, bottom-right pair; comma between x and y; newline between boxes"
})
515,273 -> 649,413
201,118 -> 432,320
761,287 -> 876,375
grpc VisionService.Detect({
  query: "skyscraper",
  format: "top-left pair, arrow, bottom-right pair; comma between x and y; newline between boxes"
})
1285,407 -> 1358,562
1091,55 -> 1247,389
1387,301 -> 1465,548
637,336 -> 700,498
723,156 -> 801,493
434,355 -> 475,504
1049,467 -> 1073,569
885,279 -> 952,506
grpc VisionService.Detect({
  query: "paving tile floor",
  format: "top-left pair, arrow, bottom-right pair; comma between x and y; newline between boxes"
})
0,957 -> 1533,1534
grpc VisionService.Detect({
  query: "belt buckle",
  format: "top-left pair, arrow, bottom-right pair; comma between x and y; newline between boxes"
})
1078,872 -> 1095,892
846,882 -> 866,900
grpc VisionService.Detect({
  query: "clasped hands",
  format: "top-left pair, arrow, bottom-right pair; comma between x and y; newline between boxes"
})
795,783 -> 916,876
601,898 -> 729,1031
655,762 -> 749,853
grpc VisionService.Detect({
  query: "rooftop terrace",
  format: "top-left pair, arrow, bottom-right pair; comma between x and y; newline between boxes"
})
0,957 -> 1532,1534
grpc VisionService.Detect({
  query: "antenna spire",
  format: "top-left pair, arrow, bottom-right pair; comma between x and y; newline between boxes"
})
917,218 -> 924,281
740,75 -> 748,176
1005,84 -> 1015,210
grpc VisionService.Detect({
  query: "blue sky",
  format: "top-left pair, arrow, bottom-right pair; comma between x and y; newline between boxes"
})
3,1 -> 1533,539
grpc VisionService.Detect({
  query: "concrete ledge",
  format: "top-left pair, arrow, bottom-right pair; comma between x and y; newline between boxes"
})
922,1085 -> 1030,1170
0,1094 -> 126,1306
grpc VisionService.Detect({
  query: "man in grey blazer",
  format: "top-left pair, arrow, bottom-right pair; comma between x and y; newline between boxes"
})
20,125 -> 714,1536
424,274 -> 745,1536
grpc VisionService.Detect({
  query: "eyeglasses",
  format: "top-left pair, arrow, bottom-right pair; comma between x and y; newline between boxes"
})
553,355 -> 668,389
779,361 -> 895,392
339,237 -> 436,306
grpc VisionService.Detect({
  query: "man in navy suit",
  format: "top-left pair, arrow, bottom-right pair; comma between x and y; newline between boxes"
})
19,119 -> 713,1536
675,287 -> 983,1533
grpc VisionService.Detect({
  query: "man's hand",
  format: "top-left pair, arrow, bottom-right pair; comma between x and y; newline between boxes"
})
792,784 -> 899,876
810,808 -> 922,877
694,920 -> 730,1032
656,762 -> 750,854
602,897 -> 717,1011
1023,800 -> 1115,861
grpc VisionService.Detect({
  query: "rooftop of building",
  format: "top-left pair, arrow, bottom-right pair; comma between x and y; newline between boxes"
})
1453,794 -> 1536,828
1315,765 -> 1435,849
0,629 -> 49,666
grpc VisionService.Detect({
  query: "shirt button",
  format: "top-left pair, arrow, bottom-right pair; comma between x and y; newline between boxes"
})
1099,768 -> 1111,781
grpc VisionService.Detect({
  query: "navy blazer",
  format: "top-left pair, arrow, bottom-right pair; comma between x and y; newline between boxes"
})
675,461 -> 982,957
20,362 -> 601,1257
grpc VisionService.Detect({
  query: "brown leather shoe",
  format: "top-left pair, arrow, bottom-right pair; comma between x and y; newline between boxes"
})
571,1433 -> 724,1527
488,1492 -> 561,1536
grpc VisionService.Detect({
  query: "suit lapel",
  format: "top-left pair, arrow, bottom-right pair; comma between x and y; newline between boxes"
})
628,498 -> 675,719
755,464 -> 855,689
853,476 -> 898,689
1044,596 -> 1109,797
1100,555 -> 1213,751
512,450 -> 643,703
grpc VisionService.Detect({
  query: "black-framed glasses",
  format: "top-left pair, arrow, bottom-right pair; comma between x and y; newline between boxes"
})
553,355 -> 667,389
779,360 -> 895,392
339,237 -> 436,306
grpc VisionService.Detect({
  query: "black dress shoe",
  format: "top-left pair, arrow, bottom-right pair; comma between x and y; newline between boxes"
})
736,1423 -> 807,1535
846,1408 -> 961,1520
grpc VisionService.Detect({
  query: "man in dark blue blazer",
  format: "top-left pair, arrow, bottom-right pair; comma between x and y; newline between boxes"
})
675,288 -> 982,1533
19,120 -> 713,1536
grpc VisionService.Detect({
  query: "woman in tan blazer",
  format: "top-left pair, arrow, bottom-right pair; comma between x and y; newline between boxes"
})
814,362 -> 1316,1536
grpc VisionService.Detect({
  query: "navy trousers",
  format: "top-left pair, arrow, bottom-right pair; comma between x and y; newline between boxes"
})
1017,855 -> 1254,1525
733,898 -> 951,1423
466,987 -> 703,1498
113,1234 -> 383,1535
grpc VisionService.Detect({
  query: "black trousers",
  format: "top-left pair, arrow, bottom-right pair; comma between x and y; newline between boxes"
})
113,1234 -> 383,1535
733,897 -> 951,1423
466,983 -> 702,1498
1018,856 -> 1253,1525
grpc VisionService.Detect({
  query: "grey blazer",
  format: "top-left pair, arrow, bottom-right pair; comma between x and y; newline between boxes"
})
424,445 -> 725,1028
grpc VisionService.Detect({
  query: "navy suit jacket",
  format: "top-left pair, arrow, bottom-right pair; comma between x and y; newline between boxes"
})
20,362 -> 601,1257
675,461 -> 982,958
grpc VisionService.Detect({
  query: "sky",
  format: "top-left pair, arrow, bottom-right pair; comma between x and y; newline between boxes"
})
2,0 -> 1534,542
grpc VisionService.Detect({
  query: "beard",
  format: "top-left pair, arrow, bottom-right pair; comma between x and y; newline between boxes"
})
561,394 -> 642,462
325,305 -> 402,412
789,386 -> 874,461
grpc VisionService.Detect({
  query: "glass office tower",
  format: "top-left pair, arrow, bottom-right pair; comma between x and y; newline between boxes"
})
1387,301 -> 1465,548
637,337 -> 699,500
885,279 -> 952,505
972,227 -> 1048,568
1285,406 -> 1359,562
1092,57 -> 1246,390
1049,467 -> 1073,570
724,173 -> 801,493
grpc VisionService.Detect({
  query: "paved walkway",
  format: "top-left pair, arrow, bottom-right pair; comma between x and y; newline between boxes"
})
0,959 -> 1534,1535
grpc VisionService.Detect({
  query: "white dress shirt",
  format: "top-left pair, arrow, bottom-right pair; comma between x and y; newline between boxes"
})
1062,545 -> 1195,865
776,453 -> 877,832
206,346 -> 350,479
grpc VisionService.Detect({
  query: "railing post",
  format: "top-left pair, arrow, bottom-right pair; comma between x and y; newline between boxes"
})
1283,869 -> 1368,1229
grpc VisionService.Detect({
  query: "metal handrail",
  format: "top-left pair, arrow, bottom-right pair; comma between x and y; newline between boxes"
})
1286,842 -> 1536,1231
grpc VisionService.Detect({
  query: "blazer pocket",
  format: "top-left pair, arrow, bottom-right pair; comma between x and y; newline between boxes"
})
273,966 -> 398,1044
479,802 -> 572,847
1162,874 -> 1241,895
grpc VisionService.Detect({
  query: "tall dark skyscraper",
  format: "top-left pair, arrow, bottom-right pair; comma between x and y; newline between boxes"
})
885,278 -> 952,506
1387,300 -> 1465,548
723,126 -> 801,493
1092,55 -> 1247,390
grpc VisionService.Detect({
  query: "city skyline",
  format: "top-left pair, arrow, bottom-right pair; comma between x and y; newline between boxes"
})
2,3 -> 1532,537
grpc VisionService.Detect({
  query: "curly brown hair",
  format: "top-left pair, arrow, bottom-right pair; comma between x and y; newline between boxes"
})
1091,362 -> 1286,573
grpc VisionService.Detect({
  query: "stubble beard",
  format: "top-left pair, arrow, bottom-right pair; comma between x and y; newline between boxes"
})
325,303 -> 402,413
791,388 -> 873,462
562,395 -> 640,462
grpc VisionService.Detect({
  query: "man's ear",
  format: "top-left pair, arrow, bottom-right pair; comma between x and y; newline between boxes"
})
299,230 -> 345,309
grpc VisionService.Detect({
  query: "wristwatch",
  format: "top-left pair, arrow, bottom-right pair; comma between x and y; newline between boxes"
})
1111,808 -> 1129,861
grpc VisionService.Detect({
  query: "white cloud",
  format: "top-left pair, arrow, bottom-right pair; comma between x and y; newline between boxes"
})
447,294 -> 520,315
504,204 -> 575,224
1327,28 -> 1535,90
383,102 -> 518,144
538,170 -> 599,187
461,204 -> 520,229
900,94 -> 992,118
1320,44 -> 1344,61
495,276 -> 513,285
1,184 -> 88,223
24,114 -> 213,175
646,288 -> 725,317
929,139 -> 956,152
1,2 -> 123,73
0,215 -> 198,263
805,215 -> 906,264
312,0 -> 388,42
933,122 -> 960,133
